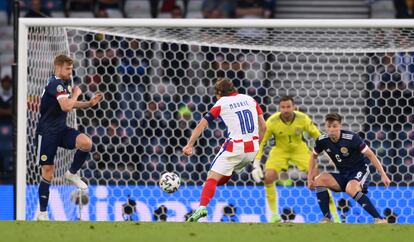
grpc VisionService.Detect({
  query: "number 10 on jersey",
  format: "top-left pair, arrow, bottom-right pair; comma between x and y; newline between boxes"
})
235,110 -> 254,134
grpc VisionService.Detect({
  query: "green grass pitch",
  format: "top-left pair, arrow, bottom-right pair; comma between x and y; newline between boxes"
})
1,221 -> 413,242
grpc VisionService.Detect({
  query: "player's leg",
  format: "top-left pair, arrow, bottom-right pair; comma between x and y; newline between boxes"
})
200,170 -> 224,207
60,128 -> 91,190
71,132 -> 92,174
264,149 -> 287,223
326,190 -> 341,223
345,166 -> 385,223
36,134 -> 59,221
38,165 -> 54,221
313,173 -> 342,222
188,150 -> 236,222
222,153 -> 258,186
187,170 -> 224,222
264,169 -> 279,222
217,175 -> 232,185
293,152 -> 341,223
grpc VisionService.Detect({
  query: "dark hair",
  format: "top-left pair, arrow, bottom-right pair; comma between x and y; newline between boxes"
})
214,78 -> 237,97
54,54 -> 73,66
278,96 -> 294,104
325,113 -> 342,123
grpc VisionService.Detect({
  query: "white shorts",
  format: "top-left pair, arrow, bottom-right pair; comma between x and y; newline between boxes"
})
210,148 -> 258,176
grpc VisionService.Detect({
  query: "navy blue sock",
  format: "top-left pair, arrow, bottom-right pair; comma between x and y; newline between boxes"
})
316,187 -> 331,218
69,150 -> 89,174
38,177 -> 50,212
353,191 -> 382,219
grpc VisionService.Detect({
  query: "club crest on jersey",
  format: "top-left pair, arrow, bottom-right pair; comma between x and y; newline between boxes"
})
340,147 -> 349,156
295,128 -> 302,135
41,155 -> 47,161
56,85 -> 64,93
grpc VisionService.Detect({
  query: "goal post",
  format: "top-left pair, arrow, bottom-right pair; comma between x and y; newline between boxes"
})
17,18 -> 414,222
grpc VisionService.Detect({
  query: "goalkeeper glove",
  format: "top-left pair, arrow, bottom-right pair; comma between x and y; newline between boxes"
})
251,158 -> 263,183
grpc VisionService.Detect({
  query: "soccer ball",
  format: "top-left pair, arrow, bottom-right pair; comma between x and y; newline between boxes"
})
159,172 -> 181,193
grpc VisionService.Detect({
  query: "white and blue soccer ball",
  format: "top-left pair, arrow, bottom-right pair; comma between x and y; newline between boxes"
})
159,172 -> 181,193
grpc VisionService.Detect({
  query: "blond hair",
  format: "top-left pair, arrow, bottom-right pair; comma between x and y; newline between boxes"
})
54,54 -> 73,66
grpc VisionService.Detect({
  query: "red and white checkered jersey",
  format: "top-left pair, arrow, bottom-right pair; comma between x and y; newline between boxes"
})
204,92 -> 263,153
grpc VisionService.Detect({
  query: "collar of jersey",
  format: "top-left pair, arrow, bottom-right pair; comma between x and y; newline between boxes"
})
229,92 -> 238,96
330,130 -> 342,143
280,112 -> 296,125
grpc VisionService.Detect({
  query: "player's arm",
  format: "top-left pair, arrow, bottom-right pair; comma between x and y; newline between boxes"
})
183,103 -> 220,156
258,114 -> 266,143
73,92 -> 103,109
363,147 -> 391,187
254,102 -> 268,161
307,138 -> 323,189
307,152 -> 319,189
252,117 -> 271,182
255,119 -> 272,161
304,115 -> 321,140
58,86 -> 82,112
182,118 -> 208,156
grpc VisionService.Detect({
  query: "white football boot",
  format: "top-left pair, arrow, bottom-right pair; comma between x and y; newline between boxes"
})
36,211 -> 49,221
64,171 -> 88,190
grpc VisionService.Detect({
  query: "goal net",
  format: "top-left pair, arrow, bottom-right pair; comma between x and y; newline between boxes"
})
24,27 -> 79,220
17,19 -> 414,223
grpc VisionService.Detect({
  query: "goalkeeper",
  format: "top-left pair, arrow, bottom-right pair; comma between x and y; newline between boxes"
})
251,96 -> 341,223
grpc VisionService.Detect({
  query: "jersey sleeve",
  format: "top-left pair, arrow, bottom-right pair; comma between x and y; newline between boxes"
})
313,138 -> 324,155
304,115 -> 321,139
255,101 -> 263,115
204,103 -> 221,124
48,80 -> 69,100
353,133 -> 368,153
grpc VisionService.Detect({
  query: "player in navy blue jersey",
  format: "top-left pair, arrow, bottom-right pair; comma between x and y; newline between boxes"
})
36,54 -> 103,221
307,113 -> 391,224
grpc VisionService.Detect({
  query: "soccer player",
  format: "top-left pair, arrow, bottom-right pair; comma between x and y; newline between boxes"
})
307,113 -> 391,223
183,78 -> 266,222
36,54 -> 103,220
251,96 -> 341,223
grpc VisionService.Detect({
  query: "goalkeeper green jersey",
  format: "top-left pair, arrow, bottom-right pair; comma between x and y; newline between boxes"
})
256,111 -> 320,159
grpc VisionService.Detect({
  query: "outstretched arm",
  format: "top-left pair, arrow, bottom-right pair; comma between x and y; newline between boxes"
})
183,118 -> 209,156
73,92 -> 103,109
364,147 -> 391,187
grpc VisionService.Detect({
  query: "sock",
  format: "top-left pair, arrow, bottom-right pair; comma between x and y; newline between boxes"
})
69,150 -> 89,174
265,182 -> 279,216
200,178 -> 218,206
316,187 -> 331,218
217,175 -> 231,185
327,190 -> 341,222
38,176 -> 50,212
353,191 -> 382,219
